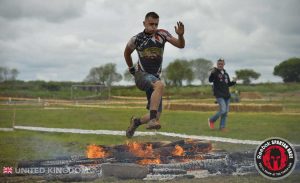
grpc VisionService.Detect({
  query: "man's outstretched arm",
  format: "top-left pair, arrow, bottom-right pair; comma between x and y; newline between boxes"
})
168,21 -> 185,48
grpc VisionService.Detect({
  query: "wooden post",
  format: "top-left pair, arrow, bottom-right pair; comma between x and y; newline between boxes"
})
12,103 -> 16,128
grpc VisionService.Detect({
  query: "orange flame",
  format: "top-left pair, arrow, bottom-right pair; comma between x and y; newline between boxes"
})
127,142 -> 153,157
138,157 -> 161,165
86,144 -> 107,158
172,145 -> 184,156
127,142 -> 161,165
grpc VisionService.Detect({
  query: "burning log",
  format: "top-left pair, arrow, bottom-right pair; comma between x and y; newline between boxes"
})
160,139 -> 212,150
156,141 -> 211,155
153,146 -> 176,157
87,140 -> 211,154
165,154 -> 204,164
161,140 -> 185,147
84,140 -> 213,165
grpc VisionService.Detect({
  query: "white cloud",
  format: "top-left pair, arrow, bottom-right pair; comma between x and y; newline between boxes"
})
0,0 -> 86,22
0,0 -> 299,83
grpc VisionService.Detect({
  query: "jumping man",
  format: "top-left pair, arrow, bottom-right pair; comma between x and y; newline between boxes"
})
124,12 -> 185,138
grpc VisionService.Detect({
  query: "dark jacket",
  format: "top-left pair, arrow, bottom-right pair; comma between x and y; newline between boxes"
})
209,68 -> 236,99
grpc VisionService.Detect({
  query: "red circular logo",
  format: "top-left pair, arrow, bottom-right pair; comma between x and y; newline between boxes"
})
255,138 -> 296,180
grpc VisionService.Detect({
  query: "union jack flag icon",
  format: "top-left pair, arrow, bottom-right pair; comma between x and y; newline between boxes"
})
3,167 -> 13,174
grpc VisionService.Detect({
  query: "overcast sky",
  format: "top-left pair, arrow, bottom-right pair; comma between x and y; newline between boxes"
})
0,0 -> 299,84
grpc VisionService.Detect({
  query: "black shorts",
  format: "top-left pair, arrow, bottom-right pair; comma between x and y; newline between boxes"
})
134,71 -> 162,112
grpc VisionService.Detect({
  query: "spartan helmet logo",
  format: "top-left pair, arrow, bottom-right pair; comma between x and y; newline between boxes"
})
270,148 -> 281,170
262,145 -> 287,172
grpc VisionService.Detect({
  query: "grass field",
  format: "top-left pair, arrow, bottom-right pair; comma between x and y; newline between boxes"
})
0,129 -> 299,183
1,106 -> 300,143
1,82 -> 300,182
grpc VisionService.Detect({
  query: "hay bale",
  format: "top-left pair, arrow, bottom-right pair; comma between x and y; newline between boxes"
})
240,92 -> 262,99
165,103 -> 217,112
164,103 -> 282,112
230,104 -> 283,112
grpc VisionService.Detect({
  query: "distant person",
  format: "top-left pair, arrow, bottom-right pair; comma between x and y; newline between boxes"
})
124,12 -> 185,138
208,58 -> 236,131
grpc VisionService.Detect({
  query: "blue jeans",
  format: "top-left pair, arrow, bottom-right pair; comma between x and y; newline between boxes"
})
209,97 -> 230,129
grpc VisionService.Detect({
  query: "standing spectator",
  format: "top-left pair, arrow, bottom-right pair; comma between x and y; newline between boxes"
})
208,58 -> 236,131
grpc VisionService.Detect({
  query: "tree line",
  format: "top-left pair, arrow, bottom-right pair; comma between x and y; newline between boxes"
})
1,57 -> 299,85
86,58 -> 284,86
0,67 -> 19,82
86,57 -> 300,86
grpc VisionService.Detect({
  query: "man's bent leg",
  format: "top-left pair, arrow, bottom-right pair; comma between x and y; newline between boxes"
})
150,81 -> 164,111
126,116 -> 142,138
133,72 -> 163,130
126,112 -> 162,138
140,112 -> 161,124
149,80 -> 164,119
146,81 -> 164,129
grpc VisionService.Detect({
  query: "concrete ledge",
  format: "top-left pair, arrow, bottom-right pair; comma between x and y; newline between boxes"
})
101,163 -> 148,179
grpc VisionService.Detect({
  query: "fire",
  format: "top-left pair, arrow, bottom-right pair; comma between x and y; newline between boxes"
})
127,142 -> 161,165
86,144 -> 107,159
85,140 -> 212,165
127,142 -> 153,157
172,145 -> 184,156
138,157 -> 161,165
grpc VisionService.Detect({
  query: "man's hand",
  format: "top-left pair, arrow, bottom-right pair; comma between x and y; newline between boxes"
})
175,21 -> 184,36
129,66 -> 136,75
211,67 -> 218,74
232,77 -> 237,82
